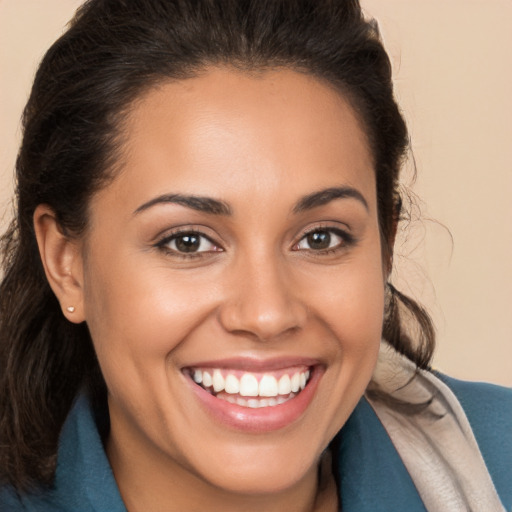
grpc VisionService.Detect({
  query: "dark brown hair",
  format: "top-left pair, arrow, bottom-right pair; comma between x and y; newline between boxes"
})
0,0 -> 434,491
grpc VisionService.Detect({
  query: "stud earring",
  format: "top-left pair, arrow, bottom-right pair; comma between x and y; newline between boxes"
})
66,306 -> 75,313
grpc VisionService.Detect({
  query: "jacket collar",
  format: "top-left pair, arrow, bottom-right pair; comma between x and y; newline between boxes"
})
54,394 -> 127,512
334,397 -> 426,511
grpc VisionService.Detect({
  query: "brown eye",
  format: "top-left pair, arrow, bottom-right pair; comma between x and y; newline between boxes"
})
161,232 -> 221,254
306,231 -> 331,250
295,228 -> 351,252
175,234 -> 201,253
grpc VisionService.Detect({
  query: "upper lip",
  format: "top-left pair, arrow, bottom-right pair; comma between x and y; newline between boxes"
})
182,356 -> 321,372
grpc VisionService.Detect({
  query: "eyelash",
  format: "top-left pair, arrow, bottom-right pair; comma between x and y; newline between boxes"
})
154,226 -> 356,259
293,226 -> 356,255
155,229 -> 223,259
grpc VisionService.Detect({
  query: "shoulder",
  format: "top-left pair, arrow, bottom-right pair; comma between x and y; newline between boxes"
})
335,373 -> 512,511
439,373 -> 512,417
0,394 -> 124,512
439,374 -> 512,448
0,487 -> 23,511
439,374 -> 512,507
0,486 -> 67,512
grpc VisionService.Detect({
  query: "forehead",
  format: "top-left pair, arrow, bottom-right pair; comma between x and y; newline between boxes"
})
94,67 -> 375,217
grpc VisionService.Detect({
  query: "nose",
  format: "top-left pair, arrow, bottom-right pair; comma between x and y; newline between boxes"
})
218,253 -> 307,341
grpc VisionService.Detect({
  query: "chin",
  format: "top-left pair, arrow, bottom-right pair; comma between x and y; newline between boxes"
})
194,448 -> 318,496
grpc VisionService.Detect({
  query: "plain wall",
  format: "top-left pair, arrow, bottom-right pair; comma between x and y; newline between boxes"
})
1,0 -> 511,385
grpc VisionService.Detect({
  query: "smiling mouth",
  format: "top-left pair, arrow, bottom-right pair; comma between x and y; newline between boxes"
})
186,367 -> 312,409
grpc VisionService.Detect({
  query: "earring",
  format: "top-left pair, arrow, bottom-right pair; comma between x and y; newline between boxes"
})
66,306 -> 75,313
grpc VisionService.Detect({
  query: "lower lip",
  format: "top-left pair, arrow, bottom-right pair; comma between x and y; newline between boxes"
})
185,368 -> 323,433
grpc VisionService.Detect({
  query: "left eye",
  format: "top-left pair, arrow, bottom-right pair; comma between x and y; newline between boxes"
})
164,232 -> 219,253
295,229 -> 345,251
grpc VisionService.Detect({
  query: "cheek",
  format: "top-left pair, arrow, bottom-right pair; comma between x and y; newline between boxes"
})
302,262 -> 384,444
306,257 -> 385,343
82,255 -> 221,381
322,273 -> 384,372
301,244 -> 385,414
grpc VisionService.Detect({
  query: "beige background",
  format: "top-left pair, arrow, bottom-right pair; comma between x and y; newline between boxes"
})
1,1 -> 510,385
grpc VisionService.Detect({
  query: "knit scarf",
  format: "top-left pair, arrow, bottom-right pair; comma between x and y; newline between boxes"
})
366,341 -> 505,512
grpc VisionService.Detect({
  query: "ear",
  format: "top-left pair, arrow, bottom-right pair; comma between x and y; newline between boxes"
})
33,205 -> 85,323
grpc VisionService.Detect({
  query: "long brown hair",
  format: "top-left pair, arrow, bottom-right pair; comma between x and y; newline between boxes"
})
0,0 -> 433,491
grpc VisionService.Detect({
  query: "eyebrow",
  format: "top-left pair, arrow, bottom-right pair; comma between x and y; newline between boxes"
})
293,186 -> 369,214
134,185 -> 367,217
134,194 -> 232,216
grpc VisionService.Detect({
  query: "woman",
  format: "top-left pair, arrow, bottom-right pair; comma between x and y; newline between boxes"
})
0,1 -> 510,510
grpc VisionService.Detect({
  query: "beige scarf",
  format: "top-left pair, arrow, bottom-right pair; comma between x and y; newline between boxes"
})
366,342 -> 505,512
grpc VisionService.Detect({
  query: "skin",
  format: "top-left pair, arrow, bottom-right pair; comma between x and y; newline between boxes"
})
35,68 -> 387,512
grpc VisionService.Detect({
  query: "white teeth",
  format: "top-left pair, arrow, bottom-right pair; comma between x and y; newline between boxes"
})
202,370 -> 213,388
247,399 -> 260,408
190,367 -> 311,401
244,398 -> 272,408
212,369 -> 225,392
224,374 -> 240,394
216,392 -> 297,408
300,372 -> 307,390
291,372 -> 300,392
239,373 -> 259,397
259,374 -> 278,397
278,374 -> 292,395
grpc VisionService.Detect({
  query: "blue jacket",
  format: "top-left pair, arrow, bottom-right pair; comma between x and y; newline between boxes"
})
1,376 -> 511,511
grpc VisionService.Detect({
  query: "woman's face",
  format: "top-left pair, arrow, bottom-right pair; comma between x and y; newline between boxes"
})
78,68 -> 385,498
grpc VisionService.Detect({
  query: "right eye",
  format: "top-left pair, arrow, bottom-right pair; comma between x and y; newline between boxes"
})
157,231 -> 223,256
